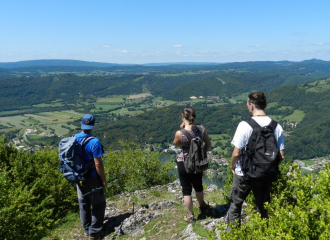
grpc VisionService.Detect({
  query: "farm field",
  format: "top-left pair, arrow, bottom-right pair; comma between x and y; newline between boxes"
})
0,110 -> 83,136
283,110 -> 305,123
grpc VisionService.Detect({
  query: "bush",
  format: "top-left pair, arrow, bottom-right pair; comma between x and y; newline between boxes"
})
104,141 -> 175,195
0,136 -> 77,240
219,163 -> 330,239
0,138 -> 175,239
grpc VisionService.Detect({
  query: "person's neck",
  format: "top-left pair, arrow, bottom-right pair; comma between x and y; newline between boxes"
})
184,121 -> 194,130
252,110 -> 266,117
82,130 -> 92,134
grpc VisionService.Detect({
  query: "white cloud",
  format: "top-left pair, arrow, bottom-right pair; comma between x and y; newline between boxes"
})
172,45 -> 184,48
102,45 -> 111,48
312,42 -> 325,46
117,50 -> 128,53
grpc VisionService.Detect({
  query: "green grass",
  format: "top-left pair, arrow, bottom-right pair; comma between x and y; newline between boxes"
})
300,168 -> 317,176
206,102 -> 227,107
53,111 -> 82,118
269,115 -> 283,122
267,102 -> 278,108
231,90 -> 257,102
283,110 -> 305,123
209,134 -> 231,146
27,135 -> 47,140
41,212 -> 82,240
133,76 -> 145,82
278,106 -> 294,111
33,102 -> 64,107
97,96 -> 126,103
301,160 -> 315,166
305,78 -> 330,93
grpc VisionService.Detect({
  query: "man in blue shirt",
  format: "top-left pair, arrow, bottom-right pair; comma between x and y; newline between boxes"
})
76,114 -> 107,239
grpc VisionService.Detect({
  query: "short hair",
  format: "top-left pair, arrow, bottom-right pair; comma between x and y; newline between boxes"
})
182,106 -> 196,124
248,92 -> 267,110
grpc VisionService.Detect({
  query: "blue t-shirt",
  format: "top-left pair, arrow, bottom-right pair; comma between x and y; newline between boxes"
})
75,132 -> 103,177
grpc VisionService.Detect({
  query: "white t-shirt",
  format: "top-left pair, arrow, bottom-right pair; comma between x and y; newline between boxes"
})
231,116 -> 285,176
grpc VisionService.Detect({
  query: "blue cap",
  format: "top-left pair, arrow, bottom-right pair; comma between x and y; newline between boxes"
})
81,114 -> 95,130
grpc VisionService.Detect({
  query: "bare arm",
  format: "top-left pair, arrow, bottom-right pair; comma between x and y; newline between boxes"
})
203,129 -> 211,152
231,147 -> 241,175
94,157 -> 107,189
279,150 -> 284,164
173,131 -> 182,147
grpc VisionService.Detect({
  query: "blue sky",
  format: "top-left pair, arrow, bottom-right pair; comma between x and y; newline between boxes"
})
1,0 -> 329,64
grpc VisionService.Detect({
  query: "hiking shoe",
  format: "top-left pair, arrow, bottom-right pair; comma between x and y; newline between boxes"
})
183,213 -> 196,223
199,200 -> 209,214
89,230 -> 107,240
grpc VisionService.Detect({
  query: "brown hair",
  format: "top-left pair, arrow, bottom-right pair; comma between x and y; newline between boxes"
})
248,91 -> 267,110
182,106 -> 196,124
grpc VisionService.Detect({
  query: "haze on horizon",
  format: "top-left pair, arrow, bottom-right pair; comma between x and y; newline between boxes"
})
1,0 -> 329,64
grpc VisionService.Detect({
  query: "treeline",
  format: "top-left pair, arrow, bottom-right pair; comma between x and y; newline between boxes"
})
96,76 -> 330,160
162,60 -> 330,101
0,74 -> 143,111
95,104 -> 246,149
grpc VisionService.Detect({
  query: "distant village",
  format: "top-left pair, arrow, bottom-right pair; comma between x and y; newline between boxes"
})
294,158 -> 330,173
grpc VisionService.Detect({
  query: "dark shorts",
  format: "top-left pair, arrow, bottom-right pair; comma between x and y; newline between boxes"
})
177,161 -> 203,196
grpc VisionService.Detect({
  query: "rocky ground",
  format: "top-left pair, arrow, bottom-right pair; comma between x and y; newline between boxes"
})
78,180 -> 231,240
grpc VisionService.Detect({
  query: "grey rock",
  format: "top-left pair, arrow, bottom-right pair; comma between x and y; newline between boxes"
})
206,184 -> 218,192
200,218 -> 224,240
184,233 -> 207,240
181,224 -> 194,237
115,208 -> 164,236
171,233 -> 178,239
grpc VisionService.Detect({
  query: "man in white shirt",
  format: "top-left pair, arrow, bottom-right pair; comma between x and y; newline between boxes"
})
226,92 -> 285,231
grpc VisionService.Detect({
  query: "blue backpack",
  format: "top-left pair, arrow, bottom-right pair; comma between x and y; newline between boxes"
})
59,135 -> 95,183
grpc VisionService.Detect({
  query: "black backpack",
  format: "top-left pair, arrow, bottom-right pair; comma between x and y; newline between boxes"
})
58,135 -> 95,184
180,126 -> 208,174
241,118 -> 280,180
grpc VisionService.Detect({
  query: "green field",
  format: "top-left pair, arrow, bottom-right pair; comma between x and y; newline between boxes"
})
283,110 -> 305,123
0,110 -> 83,138
301,160 -> 315,166
300,168 -> 317,176
231,90 -> 257,102
278,106 -> 294,111
305,78 -> 330,93
267,102 -> 278,108
269,115 -> 283,122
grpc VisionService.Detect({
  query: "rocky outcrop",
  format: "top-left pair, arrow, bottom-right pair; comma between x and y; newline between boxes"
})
101,180 -> 229,239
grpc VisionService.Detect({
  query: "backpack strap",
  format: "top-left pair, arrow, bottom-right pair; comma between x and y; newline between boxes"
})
80,136 -> 95,146
268,120 -> 278,131
245,118 -> 278,131
244,118 -> 261,129
180,125 -> 203,141
180,129 -> 193,141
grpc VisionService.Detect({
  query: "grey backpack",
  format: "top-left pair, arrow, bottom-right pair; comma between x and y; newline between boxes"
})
58,135 -> 95,183
180,126 -> 208,174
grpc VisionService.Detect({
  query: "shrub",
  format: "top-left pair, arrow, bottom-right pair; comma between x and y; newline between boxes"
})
0,136 -> 76,240
219,163 -> 330,239
0,138 -> 175,239
104,141 -> 175,195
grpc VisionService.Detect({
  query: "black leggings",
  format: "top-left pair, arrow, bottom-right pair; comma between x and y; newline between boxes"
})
177,161 -> 203,196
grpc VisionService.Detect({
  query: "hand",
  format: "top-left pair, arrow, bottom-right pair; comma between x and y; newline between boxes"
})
102,181 -> 107,189
180,122 -> 185,129
231,168 -> 236,175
